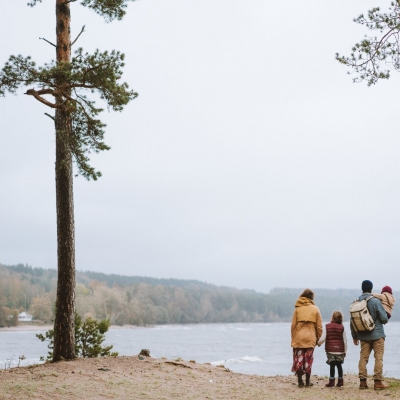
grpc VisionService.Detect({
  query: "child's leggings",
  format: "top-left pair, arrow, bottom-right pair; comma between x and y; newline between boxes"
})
329,361 -> 343,377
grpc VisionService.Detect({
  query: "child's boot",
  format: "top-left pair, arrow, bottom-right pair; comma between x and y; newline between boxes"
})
336,377 -> 343,388
325,378 -> 335,388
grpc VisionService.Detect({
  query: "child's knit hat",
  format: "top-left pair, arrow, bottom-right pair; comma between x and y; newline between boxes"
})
381,286 -> 393,295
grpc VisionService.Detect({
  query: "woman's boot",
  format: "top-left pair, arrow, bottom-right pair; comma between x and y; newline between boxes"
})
297,372 -> 304,388
305,373 -> 313,387
336,377 -> 344,388
325,378 -> 335,388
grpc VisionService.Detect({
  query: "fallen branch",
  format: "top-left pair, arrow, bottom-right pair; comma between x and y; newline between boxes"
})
163,361 -> 192,369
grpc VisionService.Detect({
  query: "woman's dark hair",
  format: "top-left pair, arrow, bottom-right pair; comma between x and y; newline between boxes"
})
332,311 -> 343,324
300,288 -> 315,300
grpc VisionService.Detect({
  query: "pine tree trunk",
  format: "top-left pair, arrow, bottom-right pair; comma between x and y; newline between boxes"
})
53,0 -> 75,361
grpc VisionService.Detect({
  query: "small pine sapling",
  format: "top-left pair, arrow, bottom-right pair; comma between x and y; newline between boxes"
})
37,313 -> 118,361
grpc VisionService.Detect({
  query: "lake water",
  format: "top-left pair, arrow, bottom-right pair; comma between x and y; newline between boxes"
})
1,322 -> 400,378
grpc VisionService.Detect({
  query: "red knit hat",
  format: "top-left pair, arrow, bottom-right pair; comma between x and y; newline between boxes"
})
381,286 -> 392,295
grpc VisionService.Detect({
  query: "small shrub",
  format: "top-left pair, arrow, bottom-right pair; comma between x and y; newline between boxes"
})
37,313 -> 118,361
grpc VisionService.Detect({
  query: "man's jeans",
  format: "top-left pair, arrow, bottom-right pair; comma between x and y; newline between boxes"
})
358,337 -> 385,380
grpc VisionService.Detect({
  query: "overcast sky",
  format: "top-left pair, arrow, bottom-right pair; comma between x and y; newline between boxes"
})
1,1 -> 399,293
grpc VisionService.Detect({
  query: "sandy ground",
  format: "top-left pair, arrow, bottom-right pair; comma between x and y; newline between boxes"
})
0,355 -> 399,400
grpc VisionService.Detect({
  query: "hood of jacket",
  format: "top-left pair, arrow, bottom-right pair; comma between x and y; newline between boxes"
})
294,297 -> 319,323
382,292 -> 396,307
295,296 -> 315,308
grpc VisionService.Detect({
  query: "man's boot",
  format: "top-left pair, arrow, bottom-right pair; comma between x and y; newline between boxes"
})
336,377 -> 343,388
325,378 -> 335,388
359,379 -> 368,389
374,380 -> 389,390
297,372 -> 304,388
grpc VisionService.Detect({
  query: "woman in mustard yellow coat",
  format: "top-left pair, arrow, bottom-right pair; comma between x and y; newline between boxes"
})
291,289 -> 323,388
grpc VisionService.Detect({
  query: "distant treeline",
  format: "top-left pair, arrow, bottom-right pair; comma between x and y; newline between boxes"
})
0,263 -> 397,327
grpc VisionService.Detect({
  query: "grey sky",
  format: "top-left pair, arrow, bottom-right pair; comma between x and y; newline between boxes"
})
1,1 -> 399,293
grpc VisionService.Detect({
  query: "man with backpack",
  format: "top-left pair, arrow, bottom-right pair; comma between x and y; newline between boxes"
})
350,279 -> 389,390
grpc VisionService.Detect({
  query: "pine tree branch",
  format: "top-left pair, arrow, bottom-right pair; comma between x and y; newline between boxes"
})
44,112 -> 55,121
75,93 -> 95,108
2,48 -> 135,181
35,89 -> 56,96
81,0 -> 136,22
337,3 -> 400,85
70,83 -> 97,89
81,63 -> 109,84
39,37 -> 57,48
71,26 -> 86,47
25,89 -> 58,108
356,27 -> 399,68
60,91 -> 97,124
63,92 -> 94,121
27,0 -> 43,6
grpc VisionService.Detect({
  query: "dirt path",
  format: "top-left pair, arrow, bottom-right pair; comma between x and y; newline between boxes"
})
0,355 -> 399,399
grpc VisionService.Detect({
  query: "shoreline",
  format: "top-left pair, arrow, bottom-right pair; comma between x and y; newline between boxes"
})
0,355 -> 399,399
0,322 -> 275,333
0,321 -> 303,333
0,324 -> 53,332
0,324 -> 150,332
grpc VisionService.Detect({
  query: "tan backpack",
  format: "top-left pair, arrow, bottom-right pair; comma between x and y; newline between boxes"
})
349,296 -> 375,332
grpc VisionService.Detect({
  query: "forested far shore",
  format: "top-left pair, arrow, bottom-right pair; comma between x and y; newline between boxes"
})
0,263 -> 397,327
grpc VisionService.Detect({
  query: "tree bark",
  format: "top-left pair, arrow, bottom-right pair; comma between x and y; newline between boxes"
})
53,0 -> 76,361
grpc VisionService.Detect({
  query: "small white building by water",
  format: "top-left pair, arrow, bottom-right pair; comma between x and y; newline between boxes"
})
18,312 -> 33,322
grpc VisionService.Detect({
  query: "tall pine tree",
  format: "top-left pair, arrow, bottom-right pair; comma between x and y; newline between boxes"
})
0,0 -> 137,361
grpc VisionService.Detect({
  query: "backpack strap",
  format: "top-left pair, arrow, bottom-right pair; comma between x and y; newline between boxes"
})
365,295 -> 373,302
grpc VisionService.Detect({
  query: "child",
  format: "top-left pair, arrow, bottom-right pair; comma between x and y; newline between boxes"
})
372,286 -> 396,319
318,311 -> 347,388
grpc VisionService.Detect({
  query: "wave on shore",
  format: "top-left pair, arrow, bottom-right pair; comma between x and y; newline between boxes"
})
211,355 -> 262,367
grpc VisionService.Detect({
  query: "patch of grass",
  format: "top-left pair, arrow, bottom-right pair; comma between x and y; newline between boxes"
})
0,381 -> 40,397
38,371 -> 59,377
388,378 -> 400,388
108,379 -> 129,386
